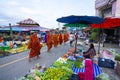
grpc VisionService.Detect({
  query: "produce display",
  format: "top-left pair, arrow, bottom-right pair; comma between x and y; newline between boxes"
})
73,59 -> 84,68
96,73 -> 110,80
42,67 -> 67,80
18,64 -> 46,80
17,48 -> 103,80
8,45 -> 28,54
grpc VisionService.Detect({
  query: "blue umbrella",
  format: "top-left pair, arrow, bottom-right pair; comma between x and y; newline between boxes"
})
57,15 -> 104,24
57,15 -> 105,53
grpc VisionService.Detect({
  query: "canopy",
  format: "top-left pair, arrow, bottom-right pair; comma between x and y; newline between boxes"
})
91,17 -> 120,28
57,15 -> 105,24
63,23 -> 89,28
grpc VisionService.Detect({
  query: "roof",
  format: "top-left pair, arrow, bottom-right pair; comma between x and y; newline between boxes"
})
17,18 -> 39,26
0,25 -> 50,31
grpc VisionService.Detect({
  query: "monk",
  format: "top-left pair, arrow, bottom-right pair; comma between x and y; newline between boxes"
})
0,36 -> 3,42
59,32 -> 63,45
46,31 -> 53,52
52,32 -> 59,47
63,32 -> 69,44
28,32 -> 42,62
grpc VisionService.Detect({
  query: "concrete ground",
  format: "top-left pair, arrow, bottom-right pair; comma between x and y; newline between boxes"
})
101,43 -> 120,80
77,39 -> 120,80
0,43 -> 70,80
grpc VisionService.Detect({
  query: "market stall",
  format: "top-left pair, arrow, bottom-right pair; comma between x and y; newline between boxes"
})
18,48 -> 105,80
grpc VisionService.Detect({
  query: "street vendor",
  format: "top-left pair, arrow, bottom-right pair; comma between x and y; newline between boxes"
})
83,43 -> 96,59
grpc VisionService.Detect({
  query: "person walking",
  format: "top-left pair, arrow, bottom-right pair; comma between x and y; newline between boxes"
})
102,32 -> 107,47
46,31 -> 53,52
52,32 -> 59,47
69,32 -> 75,47
28,31 -> 42,62
59,32 -> 63,45
63,31 -> 69,44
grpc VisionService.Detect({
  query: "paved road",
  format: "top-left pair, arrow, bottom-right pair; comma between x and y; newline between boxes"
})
0,40 -> 120,80
0,43 -> 70,80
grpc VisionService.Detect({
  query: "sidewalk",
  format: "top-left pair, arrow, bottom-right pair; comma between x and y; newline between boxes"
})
77,40 -> 120,80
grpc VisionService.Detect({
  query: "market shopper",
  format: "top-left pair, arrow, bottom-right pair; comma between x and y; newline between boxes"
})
101,32 -> 107,47
46,31 -> 53,52
69,32 -> 75,47
28,31 -> 42,62
83,43 -> 96,59
43,33 -> 47,43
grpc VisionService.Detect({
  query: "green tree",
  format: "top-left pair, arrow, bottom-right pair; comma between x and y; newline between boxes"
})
90,29 -> 99,42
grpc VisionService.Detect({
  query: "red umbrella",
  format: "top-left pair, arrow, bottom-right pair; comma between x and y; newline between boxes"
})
91,17 -> 120,54
91,17 -> 120,28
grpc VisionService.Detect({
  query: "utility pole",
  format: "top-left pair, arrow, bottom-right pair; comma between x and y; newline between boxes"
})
9,23 -> 12,38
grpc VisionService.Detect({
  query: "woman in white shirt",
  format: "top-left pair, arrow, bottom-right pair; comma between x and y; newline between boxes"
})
69,33 -> 75,47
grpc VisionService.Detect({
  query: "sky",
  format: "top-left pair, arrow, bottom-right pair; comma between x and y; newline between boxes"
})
0,0 -> 95,29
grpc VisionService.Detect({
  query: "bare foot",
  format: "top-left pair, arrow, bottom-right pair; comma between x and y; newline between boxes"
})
47,50 -> 50,52
37,56 -> 40,59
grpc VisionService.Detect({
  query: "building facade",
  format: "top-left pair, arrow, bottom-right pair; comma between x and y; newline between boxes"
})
95,0 -> 120,44
95,0 -> 120,17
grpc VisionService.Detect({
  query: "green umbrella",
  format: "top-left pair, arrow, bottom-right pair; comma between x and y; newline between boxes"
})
63,23 -> 89,28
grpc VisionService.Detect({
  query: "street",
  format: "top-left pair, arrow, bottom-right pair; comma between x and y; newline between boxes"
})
0,41 -> 120,80
0,43 -> 70,80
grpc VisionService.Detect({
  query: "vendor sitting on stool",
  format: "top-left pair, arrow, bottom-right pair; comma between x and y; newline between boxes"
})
83,43 -> 96,59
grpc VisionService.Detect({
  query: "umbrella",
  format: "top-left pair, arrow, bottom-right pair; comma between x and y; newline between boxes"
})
57,15 -> 104,24
64,23 -> 89,28
91,17 -> 120,28
91,17 -> 120,53
57,15 -> 105,53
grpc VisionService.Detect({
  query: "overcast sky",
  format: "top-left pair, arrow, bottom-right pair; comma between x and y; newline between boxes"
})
0,0 -> 95,29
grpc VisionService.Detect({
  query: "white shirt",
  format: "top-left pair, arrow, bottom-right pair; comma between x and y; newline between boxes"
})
69,34 -> 74,41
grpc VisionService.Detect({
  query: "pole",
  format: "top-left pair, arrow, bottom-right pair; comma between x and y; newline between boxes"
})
9,23 -> 12,38
98,24 -> 101,54
74,33 -> 78,53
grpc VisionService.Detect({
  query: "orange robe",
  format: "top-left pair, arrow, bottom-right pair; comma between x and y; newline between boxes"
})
46,32 -> 53,51
52,34 -> 59,47
0,37 -> 3,42
64,33 -> 69,43
59,33 -> 63,45
28,33 -> 42,58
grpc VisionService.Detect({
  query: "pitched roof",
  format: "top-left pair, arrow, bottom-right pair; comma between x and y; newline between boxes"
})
17,18 -> 39,26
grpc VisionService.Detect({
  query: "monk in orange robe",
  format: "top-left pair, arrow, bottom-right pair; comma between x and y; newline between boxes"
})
59,32 -> 63,45
0,36 -> 3,42
52,32 -> 59,47
28,32 -> 42,62
46,31 -> 53,52
63,32 -> 69,44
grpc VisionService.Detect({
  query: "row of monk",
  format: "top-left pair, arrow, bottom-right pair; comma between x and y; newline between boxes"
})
28,31 -> 70,62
